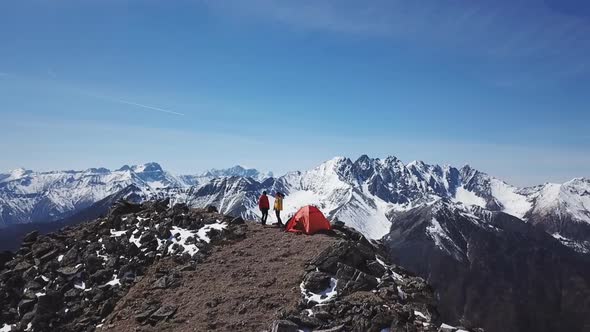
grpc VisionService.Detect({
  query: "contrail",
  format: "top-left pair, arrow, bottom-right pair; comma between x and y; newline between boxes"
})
110,98 -> 185,116
0,71 -> 185,116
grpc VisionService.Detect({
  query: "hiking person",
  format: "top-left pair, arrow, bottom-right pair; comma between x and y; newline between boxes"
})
274,192 -> 284,227
258,191 -> 270,225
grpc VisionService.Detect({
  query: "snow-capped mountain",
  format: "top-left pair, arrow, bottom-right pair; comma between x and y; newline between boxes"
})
383,199 -> 590,332
0,163 -> 184,226
3,156 -> 589,332
0,163 -> 276,228
1,156 -> 589,251
200,165 -> 273,181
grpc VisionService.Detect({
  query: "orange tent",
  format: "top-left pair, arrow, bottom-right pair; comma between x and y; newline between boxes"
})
285,205 -> 332,235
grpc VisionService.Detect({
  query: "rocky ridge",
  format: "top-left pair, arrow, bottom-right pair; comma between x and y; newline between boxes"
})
0,200 -> 240,332
0,199 -> 478,332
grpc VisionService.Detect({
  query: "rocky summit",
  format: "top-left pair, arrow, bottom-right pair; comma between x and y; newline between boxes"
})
0,199 -> 478,332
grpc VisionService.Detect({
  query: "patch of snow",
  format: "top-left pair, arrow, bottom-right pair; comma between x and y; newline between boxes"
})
41,275 -> 49,282
300,277 -> 338,304
129,232 -> 142,248
168,226 -> 200,256
96,251 -> 108,262
489,179 -> 531,218
197,222 -> 227,243
35,292 -> 46,297
414,310 -> 429,321
375,256 -> 404,281
426,218 -> 463,259
110,229 -> 127,237
57,255 -> 64,262
25,322 -> 32,331
74,281 -> 86,290
453,186 -> 486,208
0,324 -> 13,332
105,275 -> 120,287
551,233 -> 590,254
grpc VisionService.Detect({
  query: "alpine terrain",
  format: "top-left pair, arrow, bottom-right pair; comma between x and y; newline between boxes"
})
0,200 -> 468,332
2,155 -> 590,332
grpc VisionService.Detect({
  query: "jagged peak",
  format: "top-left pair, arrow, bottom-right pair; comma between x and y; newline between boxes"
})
355,154 -> 372,162
9,167 -> 32,177
383,155 -> 402,163
325,156 -> 349,164
353,154 -> 377,170
133,162 -> 164,173
84,167 -> 111,174
0,168 -> 33,182
317,156 -> 352,169
117,165 -> 133,172
407,160 -> 427,168
460,164 -> 473,171
564,177 -> 590,186
202,165 -> 268,179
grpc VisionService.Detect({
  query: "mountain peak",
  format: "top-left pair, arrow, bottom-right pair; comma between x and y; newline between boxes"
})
407,160 -> 427,168
85,167 -> 111,174
202,165 -> 270,179
117,165 -> 133,172
1,168 -> 32,182
384,155 -> 401,163
9,167 -> 31,177
132,162 -> 163,173
355,154 -> 372,163
354,155 -> 375,170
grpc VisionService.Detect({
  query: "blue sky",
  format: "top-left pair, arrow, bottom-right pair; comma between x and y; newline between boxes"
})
0,0 -> 589,186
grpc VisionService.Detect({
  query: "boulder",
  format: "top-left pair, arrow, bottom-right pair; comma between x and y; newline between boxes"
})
18,299 -> 37,316
90,269 -> 112,285
152,275 -> 180,289
22,231 -> 39,244
149,305 -> 178,323
271,320 -> 299,332
109,200 -> 143,217
366,260 -> 387,277
135,304 -> 159,323
335,263 -> 378,295
302,271 -> 332,293
230,217 -> 245,225
61,247 -> 79,267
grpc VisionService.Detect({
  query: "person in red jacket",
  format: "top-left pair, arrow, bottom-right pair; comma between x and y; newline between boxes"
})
258,191 -> 270,225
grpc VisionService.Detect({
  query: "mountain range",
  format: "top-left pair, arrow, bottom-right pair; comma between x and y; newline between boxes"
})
2,156 -> 588,253
2,155 -> 590,332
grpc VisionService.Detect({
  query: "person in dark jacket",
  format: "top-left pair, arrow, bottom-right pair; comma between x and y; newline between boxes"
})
258,191 -> 270,225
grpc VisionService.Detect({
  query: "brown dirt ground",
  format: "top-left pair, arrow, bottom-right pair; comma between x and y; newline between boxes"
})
101,223 -> 337,332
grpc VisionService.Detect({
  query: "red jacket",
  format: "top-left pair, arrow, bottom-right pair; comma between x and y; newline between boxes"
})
258,195 -> 270,209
